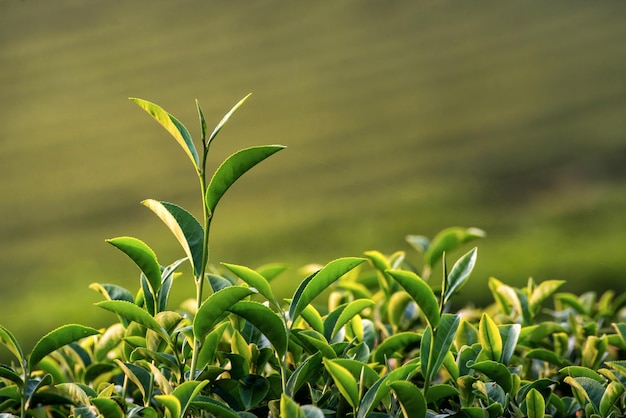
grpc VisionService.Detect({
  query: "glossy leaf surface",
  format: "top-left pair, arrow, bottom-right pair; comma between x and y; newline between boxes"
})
386,269 -> 440,329
107,237 -> 162,294
30,324 -> 100,367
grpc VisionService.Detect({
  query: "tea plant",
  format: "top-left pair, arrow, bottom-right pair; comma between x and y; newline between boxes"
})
1,96 -> 626,417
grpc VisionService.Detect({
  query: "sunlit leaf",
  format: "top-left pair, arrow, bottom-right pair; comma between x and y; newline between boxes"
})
529,280 -> 566,315
205,145 -> 285,214
130,97 -> 199,170
29,324 -> 100,367
222,263 -> 277,308
142,200 -> 204,276
207,93 -> 251,147
328,299 -> 374,340
106,237 -> 162,294
423,227 -> 485,274
229,301 -> 287,357
472,360 -> 513,393
96,300 -> 168,340
386,269 -> 440,329
192,396 -> 240,418
91,398 -> 124,418
443,247 -> 477,305
289,257 -> 366,326
600,381 -> 625,416
280,394 -> 306,418
388,381 -> 426,418
323,358 -> 360,409
193,286 -> 254,340
172,380 -> 209,417
357,363 -> 419,418
423,314 -> 460,384
564,376 -> 603,415
478,313 -> 502,362
154,394 -> 181,418
0,325 -> 24,366
286,352 -> 322,397
373,332 -> 422,365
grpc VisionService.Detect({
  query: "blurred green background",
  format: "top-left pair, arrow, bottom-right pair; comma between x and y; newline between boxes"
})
1,1 -> 625,351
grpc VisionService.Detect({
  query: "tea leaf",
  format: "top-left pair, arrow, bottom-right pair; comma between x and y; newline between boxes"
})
222,263 -> 277,308
388,291 -> 414,330
107,237 -> 162,294
172,380 -> 209,417
96,300 -> 168,340
130,98 -> 199,170
142,200 -> 204,276
191,396 -> 240,418
0,325 -> 24,366
289,257 -> 366,325
388,381 -> 426,418
599,381 -> 625,416
91,398 -> 124,418
564,376 -> 604,415
0,365 -> 23,387
29,324 -> 100,367
207,93 -> 251,147
386,269 -> 440,329
529,280 -> 566,316
478,313 -> 502,362
423,314 -> 460,384
499,323 -> 521,365
423,227 -> 485,274
526,388 -> 545,418
206,145 -> 286,214
229,301 -> 288,357
193,286 -> 255,341
329,299 -> 375,340
280,394 -> 306,418
373,332 -> 422,365
286,352 -> 323,397
323,358 -> 360,408
154,394 -> 181,418
443,247 -> 477,305
357,362 -> 419,418
472,360 -> 513,393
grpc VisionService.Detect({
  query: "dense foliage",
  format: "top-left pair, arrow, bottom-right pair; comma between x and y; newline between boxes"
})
1,98 -> 626,417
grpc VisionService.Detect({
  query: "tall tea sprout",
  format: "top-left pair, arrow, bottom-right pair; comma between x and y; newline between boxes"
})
125,95 -> 285,377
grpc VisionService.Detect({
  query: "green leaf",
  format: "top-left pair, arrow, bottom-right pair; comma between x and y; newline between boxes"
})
564,376 -> 604,415
193,286 -> 254,340
323,358 -> 360,409
386,269 -> 440,329
155,394 -> 181,418
388,381 -> 426,418
357,363 -> 419,418
529,280 -> 566,316
388,291 -> 415,329
582,336 -> 608,370
455,320 -> 478,351
472,360 -> 513,393
91,398 -> 124,418
29,324 -> 100,367
142,200 -> 204,276
0,365 -> 23,387
130,97 -> 199,170
294,330 -> 336,359
478,313 -> 502,362
423,227 -> 485,273
96,300 -> 168,340
527,348 -> 570,367
329,299 -> 375,340
443,247 -> 477,305
172,380 -> 209,417
280,394 -> 306,418
205,145 -> 286,214
289,257 -> 366,325
222,263 -> 277,308
107,237 -> 162,294
499,323 -> 521,365
116,361 -> 153,405
228,301 -> 288,357
0,325 -> 24,366
373,332 -> 422,365
600,381 -> 625,416
192,396 -> 240,418
286,352 -> 323,397
560,366 -> 604,382
422,314 -> 460,384
207,93 -> 251,147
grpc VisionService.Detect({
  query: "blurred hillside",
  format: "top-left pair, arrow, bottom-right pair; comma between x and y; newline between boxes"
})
1,1 -> 625,350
